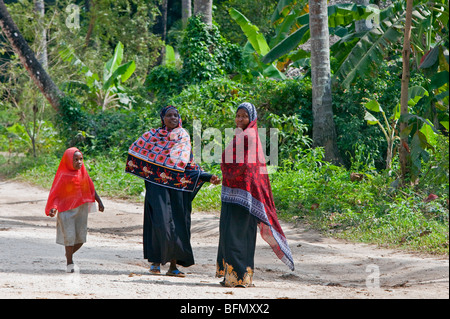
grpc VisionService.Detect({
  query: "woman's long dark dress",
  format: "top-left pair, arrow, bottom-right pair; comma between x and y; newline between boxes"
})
216,202 -> 258,287
143,172 -> 212,267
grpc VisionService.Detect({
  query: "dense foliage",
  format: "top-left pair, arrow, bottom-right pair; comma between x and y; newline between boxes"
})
0,0 -> 448,254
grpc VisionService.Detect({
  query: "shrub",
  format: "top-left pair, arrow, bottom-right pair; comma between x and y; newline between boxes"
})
57,95 -> 159,156
179,15 -> 244,84
145,64 -> 185,105
170,77 -> 313,162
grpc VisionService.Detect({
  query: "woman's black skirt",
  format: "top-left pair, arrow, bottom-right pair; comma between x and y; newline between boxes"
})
143,181 -> 195,267
216,202 -> 258,287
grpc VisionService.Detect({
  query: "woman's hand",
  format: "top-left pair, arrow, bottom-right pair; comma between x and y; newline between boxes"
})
49,208 -> 58,217
209,175 -> 221,185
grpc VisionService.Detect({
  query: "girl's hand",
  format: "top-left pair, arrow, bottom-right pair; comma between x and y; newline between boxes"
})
49,208 -> 58,217
95,191 -> 105,212
209,175 -> 221,185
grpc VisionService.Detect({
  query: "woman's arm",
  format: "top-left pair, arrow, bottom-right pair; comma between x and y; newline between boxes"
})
199,172 -> 221,184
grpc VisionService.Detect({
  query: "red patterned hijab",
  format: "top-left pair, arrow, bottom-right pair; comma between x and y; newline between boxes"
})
45,147 -> 96,215
221,103 -> 294,271
126,106 -> 204,192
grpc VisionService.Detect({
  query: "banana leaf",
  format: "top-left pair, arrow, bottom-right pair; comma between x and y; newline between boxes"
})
230,8 -> 285,80
104,42 -> 124,82
102,60 -> 136,90
332,13 -> 404,88
271,0 -> 304,25
229,8 -> 270,55
262,3 -> 369,65
261,24 -> 309,64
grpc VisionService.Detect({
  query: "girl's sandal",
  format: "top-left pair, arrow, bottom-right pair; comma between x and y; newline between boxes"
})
166,269 -> 185,277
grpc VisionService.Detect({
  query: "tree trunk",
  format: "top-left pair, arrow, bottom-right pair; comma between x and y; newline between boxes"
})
309,0 -> 341,164
84,0 -> 97,50
154,0 -> 168,66
399,0 -> 414,179
194,0 -> 212,26
154,0 -> 168,42
33,0 -> 48,70
182,0 -> 192,29
0,0 -> 63,112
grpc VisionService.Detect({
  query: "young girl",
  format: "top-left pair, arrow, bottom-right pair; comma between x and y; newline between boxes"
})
45,147 -> 104,273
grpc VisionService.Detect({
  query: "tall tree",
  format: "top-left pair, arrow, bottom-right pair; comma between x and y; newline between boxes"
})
182,0 -> 192,28
33,0 -> 47,69
193,0 -> 212,26
154,0 -> 169,41
309,0 -> 341,164
154,0 -> 168,65
0,0 -> 62,112
84,0 -> 97,51
399,0 -> 414,179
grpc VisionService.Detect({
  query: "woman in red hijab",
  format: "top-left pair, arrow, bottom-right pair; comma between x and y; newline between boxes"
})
216,102 -> 294,287
46,147 -> 104,273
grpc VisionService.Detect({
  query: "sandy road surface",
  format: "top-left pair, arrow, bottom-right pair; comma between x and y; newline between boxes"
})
0,179 -> 448,299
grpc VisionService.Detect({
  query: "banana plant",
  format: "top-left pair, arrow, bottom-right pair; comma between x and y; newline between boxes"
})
363,86 -> 435,171
59,42 -> 136,111
260,1 -> 371,71
259,0 -> 448,89
363,99 -> 400,171
333,0 -> 448,88
228,8 -> 285,80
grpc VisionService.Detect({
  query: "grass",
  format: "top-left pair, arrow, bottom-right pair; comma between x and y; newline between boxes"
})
1,151 -> 448,255
268,155 -> 449,255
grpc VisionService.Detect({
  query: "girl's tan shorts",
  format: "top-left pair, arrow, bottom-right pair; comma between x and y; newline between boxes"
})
56,203 -> 91,246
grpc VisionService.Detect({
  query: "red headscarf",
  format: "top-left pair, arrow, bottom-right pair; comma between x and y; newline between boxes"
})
45,147 -> 96,215
126,106 -> 205,192
221,103 -> 294,271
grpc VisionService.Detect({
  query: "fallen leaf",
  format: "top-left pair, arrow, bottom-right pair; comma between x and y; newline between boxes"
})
128,272 -> 141,277
350,172 -> 364,182
424,194 -> 438,202
419,230 -> 432,237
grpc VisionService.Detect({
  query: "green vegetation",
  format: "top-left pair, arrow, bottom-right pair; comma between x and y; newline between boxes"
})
1,137 -> 448,255
0,0 -> 448,255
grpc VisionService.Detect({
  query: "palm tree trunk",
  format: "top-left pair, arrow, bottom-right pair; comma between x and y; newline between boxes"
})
309,0 -> 341,164
33,0 -> 47,70
399,0 -> 414,179
0,0 -> 62,112
155,0 -> 168,42
154,0 -> 168,66
84,0 -> 97,50
182,0 -> 192,29
194,0 -> 212,26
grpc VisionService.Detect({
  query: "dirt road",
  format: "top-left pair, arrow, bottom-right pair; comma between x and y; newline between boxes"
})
0,179 -> 448,299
